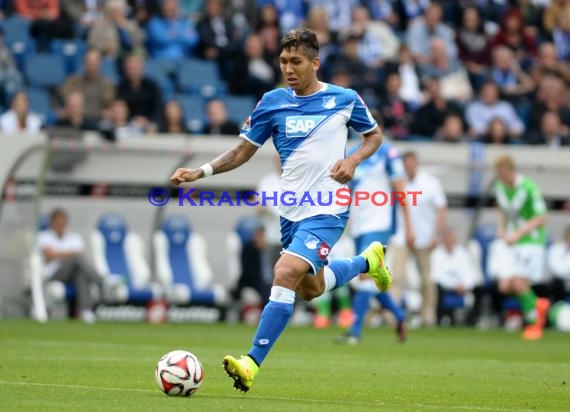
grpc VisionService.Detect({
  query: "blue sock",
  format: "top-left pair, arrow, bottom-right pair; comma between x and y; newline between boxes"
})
329,257 -> 368,290
247,286 -> 294,366
376,293 -> 406,323
349,291 -> 373,338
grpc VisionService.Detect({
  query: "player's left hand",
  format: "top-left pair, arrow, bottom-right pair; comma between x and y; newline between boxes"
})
505,232 -> 520,245
330,159 -> 357,184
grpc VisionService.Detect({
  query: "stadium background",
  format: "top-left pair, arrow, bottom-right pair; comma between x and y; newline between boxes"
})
0,0 -> 569,322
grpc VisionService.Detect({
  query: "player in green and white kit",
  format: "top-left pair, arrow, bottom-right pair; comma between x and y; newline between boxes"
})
493,155 -> 550,340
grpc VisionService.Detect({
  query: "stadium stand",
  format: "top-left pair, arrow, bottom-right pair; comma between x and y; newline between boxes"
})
153,214 -> 227,306
91,213 -> 161,304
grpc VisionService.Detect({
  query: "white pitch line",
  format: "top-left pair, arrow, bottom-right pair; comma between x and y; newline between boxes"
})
0,381 -> 513,410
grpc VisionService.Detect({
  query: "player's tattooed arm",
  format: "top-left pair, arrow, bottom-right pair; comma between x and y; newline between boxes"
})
210,139 -> 258,174
170,140 -> 258,185
330,126 -> 382,184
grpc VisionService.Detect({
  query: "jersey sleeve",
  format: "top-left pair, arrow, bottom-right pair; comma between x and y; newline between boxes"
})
347,92 -> 377,134
432,177 -> 447,208
239,96 -> 273,147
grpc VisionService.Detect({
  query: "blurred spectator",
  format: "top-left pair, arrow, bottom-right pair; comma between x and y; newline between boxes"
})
383,44 -> 423,108
203,98 -> 240,135
229,33 -> 277,99
0,28 -> 24,106
517,0 -> 546,39
126,0 -> 159,26
37,208 -> 104,323
549,12 -> 570,61
377,71 -> 412,139
421,37 -> 473,103
226,0 -> 257,41
16,0 -> 75,51
60,48 -> 116,122
405,2 -> 457,65
145,0 -> 199,60
62,0 -> 102,33
525,111 -> 570,147
394,0 -> 430,32
490,8 -> 537,65
255,4 -> 281,62
489,46 -> 534,104
158,100 -> 189,134
432,226 -> 479,325
455,6 -> 492,90
0,91 -> 43,134
196,0 -> 237,64
411,77 -> 463,138
391,151 -> 448,327
306,6 -> 339,69
308,0 -> 359,36
481,117 -> 515,145
543,0 -> 570,33
328,35 -> 375,94
529,75 -> 570,133
230,216 -> 272,323
256,154 -> 282,268
434,113 -> 469,143
348,6 -> 399,69
118,54 -> 162,128
530,43 -> 570,88
259,0 -> 305,34
87,0 -> 145,59
465,81 -> 525,139
547,224 -> 570,303
361,0 -> 400,31
55,91 -> 99,131
99,98 -> 147,141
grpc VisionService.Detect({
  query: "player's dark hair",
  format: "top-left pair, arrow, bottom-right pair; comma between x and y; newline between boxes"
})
49,208 -> 67,222
280,28 -> 319,59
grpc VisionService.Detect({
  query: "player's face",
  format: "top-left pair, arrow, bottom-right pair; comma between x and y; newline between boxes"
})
279,46 -> 320,94
495,166 -> 515,186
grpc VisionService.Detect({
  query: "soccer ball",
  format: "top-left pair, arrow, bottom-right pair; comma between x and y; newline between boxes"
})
549,301 -> 570,332
155,350 -> 204,396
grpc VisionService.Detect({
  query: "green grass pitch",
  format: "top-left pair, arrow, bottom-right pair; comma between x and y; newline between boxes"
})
0,320 -> 568,411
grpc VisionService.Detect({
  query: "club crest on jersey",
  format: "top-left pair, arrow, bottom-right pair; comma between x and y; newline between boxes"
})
322,96 -> 336,109
286,115 -> 326,138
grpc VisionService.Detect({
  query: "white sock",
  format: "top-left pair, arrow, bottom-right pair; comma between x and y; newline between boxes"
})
323,266 -> 337,292
269,286 -> 296,304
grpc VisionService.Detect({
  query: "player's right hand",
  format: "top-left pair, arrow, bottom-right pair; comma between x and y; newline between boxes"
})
170,168 -> 203,185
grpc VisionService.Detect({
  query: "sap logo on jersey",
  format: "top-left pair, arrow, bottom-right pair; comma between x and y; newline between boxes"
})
285,115 -> 326,138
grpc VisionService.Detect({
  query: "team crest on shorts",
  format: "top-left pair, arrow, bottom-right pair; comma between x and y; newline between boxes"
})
317,242 -> 330,260
304,234 -> 320,249
322,96 -> 336,109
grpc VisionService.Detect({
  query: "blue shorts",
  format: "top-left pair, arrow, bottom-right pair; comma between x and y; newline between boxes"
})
280,212 -> 349,274
354,230 -> 392,254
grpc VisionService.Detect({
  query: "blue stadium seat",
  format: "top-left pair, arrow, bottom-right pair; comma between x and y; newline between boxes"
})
222,95 -> 256,124
24,54 -> 66,88
153,215 -> 226,305
50,39 -> 87,75
173,94 -> 205,133
26,87 -> 55,124
144,60 -> 175,100
91,214 -> 161,304
1,16 -> 31,45
177,58 -> 227,98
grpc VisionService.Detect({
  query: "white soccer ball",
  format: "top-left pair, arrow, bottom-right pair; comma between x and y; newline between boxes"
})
155,350 -> 204,396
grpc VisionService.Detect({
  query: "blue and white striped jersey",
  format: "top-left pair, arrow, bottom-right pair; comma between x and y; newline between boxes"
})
240,82 -> 377,222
